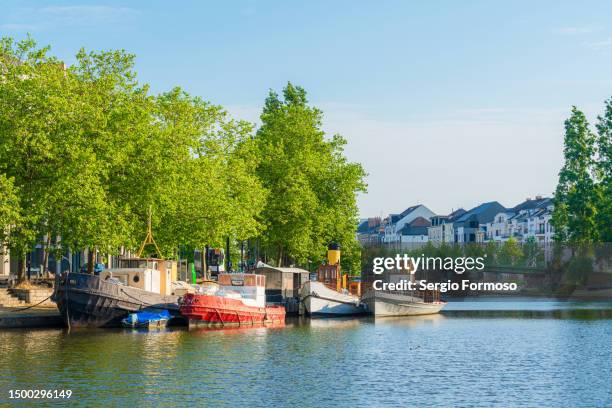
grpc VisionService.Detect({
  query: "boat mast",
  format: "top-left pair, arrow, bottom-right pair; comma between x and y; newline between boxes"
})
137,206 -> 163,258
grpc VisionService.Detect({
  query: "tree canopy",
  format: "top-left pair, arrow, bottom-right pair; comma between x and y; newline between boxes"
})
0,36 -> 269,277
552,100 -> 611,244
254,83 -> 367,271
0,37 -> 366,278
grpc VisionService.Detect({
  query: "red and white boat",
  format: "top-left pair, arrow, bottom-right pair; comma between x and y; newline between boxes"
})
179,273 -> 285,327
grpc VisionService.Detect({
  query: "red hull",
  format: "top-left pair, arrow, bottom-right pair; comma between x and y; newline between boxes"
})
180,294 -> 285,327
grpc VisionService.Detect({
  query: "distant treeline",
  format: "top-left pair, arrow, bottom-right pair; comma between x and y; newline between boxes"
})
362,240 -> 611,288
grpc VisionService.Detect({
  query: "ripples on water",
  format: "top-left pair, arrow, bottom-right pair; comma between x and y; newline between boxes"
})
1,299 -> 611,407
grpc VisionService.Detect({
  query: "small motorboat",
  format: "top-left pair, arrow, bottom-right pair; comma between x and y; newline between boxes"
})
121,309 -> 171,328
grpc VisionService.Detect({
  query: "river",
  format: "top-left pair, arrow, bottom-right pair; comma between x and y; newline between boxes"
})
1,298 -> 611,407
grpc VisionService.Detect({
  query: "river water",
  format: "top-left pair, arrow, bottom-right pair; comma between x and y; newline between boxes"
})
1,298 -> 611,407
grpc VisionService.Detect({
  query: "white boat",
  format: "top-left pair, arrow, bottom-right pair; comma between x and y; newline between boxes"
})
361,290 -> 446,317
299,244 -> 366,317
300,281 -> 366,316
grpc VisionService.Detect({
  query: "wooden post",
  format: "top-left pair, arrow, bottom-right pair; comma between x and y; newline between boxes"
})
200,249 -> 208,280
226,237 -> 231,271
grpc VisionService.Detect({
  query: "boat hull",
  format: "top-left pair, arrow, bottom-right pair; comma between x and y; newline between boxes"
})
300,281 -> 366,316
180,294 -> 286,327
361,291 -> 445,317
52,273 -> 179,328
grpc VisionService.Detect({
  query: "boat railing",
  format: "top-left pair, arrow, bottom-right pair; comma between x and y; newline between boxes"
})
372,288 -> 441,303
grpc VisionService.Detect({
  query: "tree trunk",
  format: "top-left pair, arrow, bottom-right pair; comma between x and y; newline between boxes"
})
17,255 -> 26,283
277,245 -> 283,267
87,248 -> 94,274
42,233 -> 51,278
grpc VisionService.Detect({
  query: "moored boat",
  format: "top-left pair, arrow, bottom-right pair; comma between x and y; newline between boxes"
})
300,280 -> 365,316
180,273 -> 285,327
361,289 -> 446,317
52,258 -> 180,328
299,244 -> 366,317
51,213 -> 184,328
121,309 -> 172,328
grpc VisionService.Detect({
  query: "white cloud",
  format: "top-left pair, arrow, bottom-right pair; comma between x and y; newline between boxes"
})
586,38 -> 612,49
0,4 -> 140,32
554,25 -> 603,35
39,5 -> 136,14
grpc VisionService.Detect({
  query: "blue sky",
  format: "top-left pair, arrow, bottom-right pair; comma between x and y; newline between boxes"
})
2,1 -> 611,216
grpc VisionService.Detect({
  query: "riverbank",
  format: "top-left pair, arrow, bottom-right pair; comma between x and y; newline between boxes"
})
0,306 -> 62,329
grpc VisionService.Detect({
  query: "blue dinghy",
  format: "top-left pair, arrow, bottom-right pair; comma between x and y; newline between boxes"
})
121,309 -> 171,328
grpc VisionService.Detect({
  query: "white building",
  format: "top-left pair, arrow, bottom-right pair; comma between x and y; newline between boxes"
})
482,197 -> 554,243
484,211 -> 515,242
383,205 -> 436,243
523,200 -> 554,243
428,209 -> 466,244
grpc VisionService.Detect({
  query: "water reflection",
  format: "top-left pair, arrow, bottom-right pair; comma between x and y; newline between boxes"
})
372,313 -> 446,327
444,297 -> 612,318
0,300 -> 611,407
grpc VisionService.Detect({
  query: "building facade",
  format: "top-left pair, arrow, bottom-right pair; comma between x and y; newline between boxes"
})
428,209 -> 466,244
399,217 -> 431,243
382,205 -> 436,243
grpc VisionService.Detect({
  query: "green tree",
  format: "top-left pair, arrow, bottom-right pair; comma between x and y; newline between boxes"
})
0,175 -> 21,243
551,107 -> 598,243
498,237 -> 522,266
594,97 -> 612,242
484,241 -> 498,265
521,237 -> 543,267
0,36 -> 267,276
254,83 -> 366,271
149,88 -> 266,254
0,36 -> 74,281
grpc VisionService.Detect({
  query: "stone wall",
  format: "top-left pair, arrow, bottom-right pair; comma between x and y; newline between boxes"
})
10,288 -> 54,306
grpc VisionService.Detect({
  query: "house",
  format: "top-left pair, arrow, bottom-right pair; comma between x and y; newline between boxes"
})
399,217 -> 431,244
484,211 -> 516,241
453,201 -> 507,243
483,197 -> 554,243
521,198 -> 554,243
382,205 -> 436,243
357,217 -> 384,244
428,208 -> 466,244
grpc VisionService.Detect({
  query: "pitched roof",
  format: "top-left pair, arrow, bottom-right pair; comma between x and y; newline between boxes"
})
512,197 -> 551,212
408,216 -> 431,227
400,205 -> 420,218
454,201 -> 506,224
449,208 -> 466,221
357,220 -> 370,233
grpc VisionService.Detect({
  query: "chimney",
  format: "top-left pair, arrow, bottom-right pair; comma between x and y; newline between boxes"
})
535,195 -> 542,200
368,217 -> 381,227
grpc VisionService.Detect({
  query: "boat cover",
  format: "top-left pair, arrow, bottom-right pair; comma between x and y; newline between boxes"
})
121,309 -> 171,327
